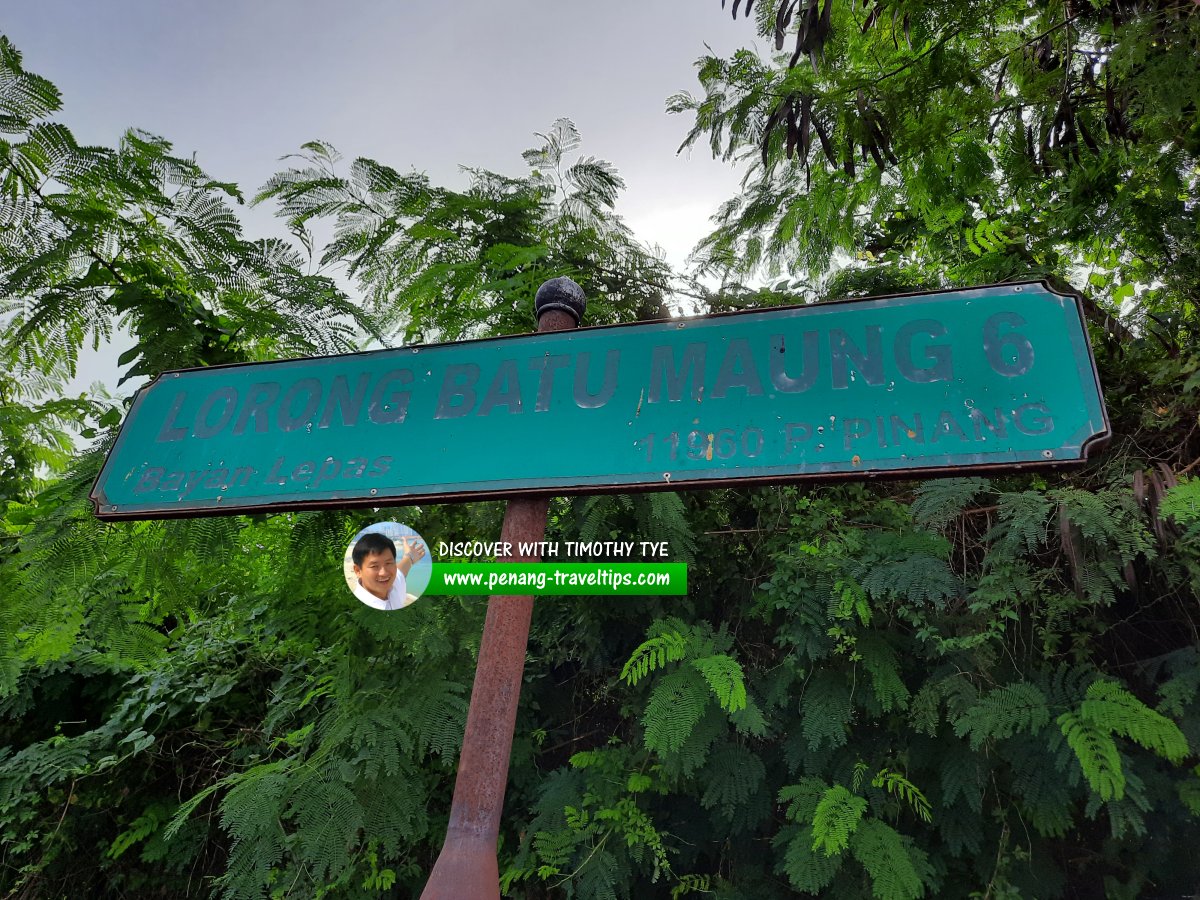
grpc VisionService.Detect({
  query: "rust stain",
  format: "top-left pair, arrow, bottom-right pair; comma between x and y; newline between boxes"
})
423,285 -> 580,900
706,433 -> 714,460
851,454 -> 862,467
907,429 -> 917,439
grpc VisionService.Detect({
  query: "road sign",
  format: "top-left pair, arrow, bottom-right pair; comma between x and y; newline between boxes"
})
90,281 -> 1109,520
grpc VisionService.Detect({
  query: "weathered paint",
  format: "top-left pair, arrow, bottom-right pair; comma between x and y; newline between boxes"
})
91,282 -> 1110,519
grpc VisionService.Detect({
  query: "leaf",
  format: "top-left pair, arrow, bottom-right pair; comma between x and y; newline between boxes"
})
643,669 -> 708,754
1079,681 -> 1189,764
691,654 -> 747,713
871,769 -> 933,823
1058,711 -> 1125,801
811,785 -> 867,855
954,682 -> 1050,749
622,631 -> 687,686
850,819 -> 929,900
775,824 -> 844,892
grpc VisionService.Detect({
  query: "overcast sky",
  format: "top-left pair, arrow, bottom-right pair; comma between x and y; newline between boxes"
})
5,2 -> 759,392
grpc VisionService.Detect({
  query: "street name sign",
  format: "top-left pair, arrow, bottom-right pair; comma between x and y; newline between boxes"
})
91,281 -> 1109,520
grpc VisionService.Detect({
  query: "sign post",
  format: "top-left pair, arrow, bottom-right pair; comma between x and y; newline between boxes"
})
91,279 -> 1110,897
419,279 -> 583,899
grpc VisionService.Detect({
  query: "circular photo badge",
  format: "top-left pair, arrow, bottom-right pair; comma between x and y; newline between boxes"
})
343,522 -> 432,611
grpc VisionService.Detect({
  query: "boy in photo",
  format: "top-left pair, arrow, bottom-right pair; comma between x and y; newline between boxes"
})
351,531 -> 427,610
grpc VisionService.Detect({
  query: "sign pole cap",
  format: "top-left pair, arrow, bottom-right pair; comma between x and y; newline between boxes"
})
535,277 -> 586,325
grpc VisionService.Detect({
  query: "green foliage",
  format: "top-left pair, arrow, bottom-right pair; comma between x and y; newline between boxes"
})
2,22 -> 1200,900
964,219 -> 1022,257
699,743 -> 764,821
775,825 -> 843,893
669,873 -> 710,898
691,655 -> 747,714
1058,711 -> 1126,802
677,0 -> 1200,342
255,117 -> 677,345
1080,680 -> 1189,764
1057,679 -> 1191,801
0,40 -> 373,389
644,670 -> 709,754
671,3 -> 1200,893
850,819 -> 930,900
855,531 -> 960,608
779,767 -> 933,896
801,670 -> 853,752
621,618 -> 751,757
810,784 -> 867,855
1160,477 -> 1200,548
871,769 -> 932,824
954,682 -> 1050,749
910,477 -> 990,530
620,631 -> 687,686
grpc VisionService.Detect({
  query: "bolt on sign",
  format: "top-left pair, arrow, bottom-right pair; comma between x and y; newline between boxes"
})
91,282 -> 1109,520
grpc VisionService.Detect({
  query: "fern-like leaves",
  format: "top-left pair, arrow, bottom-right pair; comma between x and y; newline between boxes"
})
775,825 -> 844,893
643,670 -> 709,754
1058,680 -> 1191,801
871,769 -> 933,823
850,819 -> 929,900
1058,711 -> 1126,801
811,785 -> 868,855
692,655 -> 748,713
621,630 -> 688,686
910,477 -> 991,530
953,681 -> 1050,749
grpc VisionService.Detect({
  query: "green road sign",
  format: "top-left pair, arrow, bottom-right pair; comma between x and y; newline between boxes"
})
91,281 -> 1109,520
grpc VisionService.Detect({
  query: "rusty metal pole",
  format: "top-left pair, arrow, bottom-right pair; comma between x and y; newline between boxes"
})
421,278 -> 585,900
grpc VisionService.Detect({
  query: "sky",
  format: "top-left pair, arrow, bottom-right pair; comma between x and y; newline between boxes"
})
5,1 -> 759,393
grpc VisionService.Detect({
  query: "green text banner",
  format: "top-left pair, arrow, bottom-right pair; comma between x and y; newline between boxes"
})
429,563 -> 688,596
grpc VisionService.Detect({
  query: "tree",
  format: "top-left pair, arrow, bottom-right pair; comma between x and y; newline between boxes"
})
255,117 -> 677,345
675,1 -> 1199,331
626,2 -> 1200,895
0,35 -> 376,498
0,39 -> 696,899
0,36 -> 390,895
